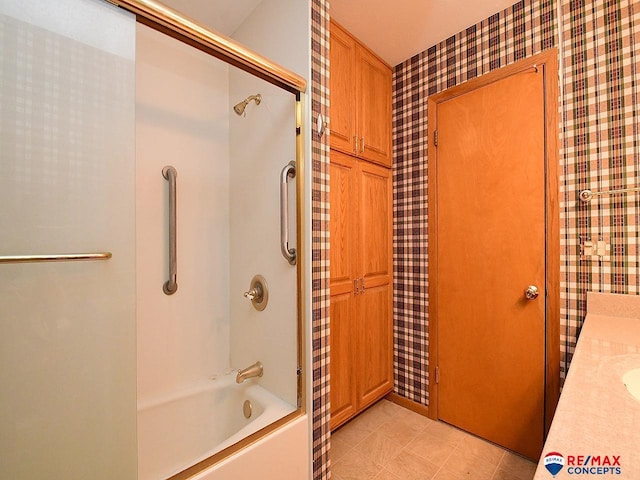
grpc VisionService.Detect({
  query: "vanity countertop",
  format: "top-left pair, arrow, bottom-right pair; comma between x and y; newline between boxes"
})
533,292 -> 640,479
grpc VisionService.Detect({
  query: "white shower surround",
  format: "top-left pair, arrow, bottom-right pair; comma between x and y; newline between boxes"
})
136,0 -> 311,476
137,373 -> 296,479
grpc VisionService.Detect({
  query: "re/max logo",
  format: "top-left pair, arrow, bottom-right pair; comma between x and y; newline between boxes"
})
567,456 -> 621,467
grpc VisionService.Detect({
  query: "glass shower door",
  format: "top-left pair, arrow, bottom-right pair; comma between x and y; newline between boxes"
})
0,1 -> 137,478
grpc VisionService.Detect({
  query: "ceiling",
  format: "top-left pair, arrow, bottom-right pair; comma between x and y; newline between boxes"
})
156,0 -> 518,67
160,0 -> 262,36
330,0 -> 518,67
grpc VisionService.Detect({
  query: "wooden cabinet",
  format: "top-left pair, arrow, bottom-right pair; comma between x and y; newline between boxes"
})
330,20 -> 392,167
329,150 -> 393,430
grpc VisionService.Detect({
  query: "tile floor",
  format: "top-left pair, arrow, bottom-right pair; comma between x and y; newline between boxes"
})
330,400 -> 538,480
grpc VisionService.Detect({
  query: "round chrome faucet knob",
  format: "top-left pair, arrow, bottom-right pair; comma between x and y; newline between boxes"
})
244,287 -> 260,300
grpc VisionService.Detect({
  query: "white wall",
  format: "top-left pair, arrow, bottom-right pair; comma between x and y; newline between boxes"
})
136,0 -> 313,476
229,0 -> 311,410
228,69 -> 299,405
136,24 -> 232,402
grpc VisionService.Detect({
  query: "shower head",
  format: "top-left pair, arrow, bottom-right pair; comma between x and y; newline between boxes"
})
233,94 -> 262,116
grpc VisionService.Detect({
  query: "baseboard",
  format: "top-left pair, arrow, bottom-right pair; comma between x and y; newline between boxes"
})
385,392 -> 431,418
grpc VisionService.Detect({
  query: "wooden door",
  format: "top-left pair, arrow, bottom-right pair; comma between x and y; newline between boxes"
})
434,67 -> 548,460
356,46 -> 392,166
329,151 -> 358,429
330,21 -> 357,155
356,161 -> 393,408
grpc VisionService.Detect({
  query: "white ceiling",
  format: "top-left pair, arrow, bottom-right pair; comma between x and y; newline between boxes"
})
154,0 -> 518,67
331,0 -> 519,67
159,0 -> 262,36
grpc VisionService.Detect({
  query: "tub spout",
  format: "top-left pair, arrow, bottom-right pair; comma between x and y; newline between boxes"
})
236,361 -> 263,384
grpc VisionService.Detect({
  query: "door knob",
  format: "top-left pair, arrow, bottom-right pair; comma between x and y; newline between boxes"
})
524,285 -> 539,300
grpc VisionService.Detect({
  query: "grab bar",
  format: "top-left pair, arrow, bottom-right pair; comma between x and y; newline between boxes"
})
0,252 -> 112,264
280,161 -> 297,265
162,166 -> 178,295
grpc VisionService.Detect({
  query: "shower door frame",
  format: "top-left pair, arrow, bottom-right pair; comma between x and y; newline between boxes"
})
103,0 -> 308,477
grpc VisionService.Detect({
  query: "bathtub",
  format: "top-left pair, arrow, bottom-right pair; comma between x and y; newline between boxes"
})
137,373 -> 297,480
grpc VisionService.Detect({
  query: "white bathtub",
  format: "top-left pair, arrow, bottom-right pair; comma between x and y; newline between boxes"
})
137,373 -> 296,480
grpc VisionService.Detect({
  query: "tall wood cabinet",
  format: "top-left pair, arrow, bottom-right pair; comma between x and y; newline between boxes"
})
329,34 -> 394,430
330,150 -> 393,430
330,21 -> 392,167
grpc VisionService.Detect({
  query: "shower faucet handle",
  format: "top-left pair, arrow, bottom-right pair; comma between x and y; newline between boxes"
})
244,275 -> 269,311
244,287 -> 261,301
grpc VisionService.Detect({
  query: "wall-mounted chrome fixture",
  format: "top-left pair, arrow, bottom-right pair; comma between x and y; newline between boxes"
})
579,186 -> 640,203
236,361 -> 263,384
280,161 -> 297,265
163,166 -> 178,295
244,274 -> 269,311
243,400 -> 253,419
317,113 -> 327,138
233,94 -> 262,116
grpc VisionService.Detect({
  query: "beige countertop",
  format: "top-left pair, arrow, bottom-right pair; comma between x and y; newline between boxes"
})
534,292 -> 640,479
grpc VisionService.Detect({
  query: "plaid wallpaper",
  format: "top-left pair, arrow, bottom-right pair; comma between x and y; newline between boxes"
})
559,0 -> 640,372
393,0 -> 640,406
393,0 -> 556,405
311,0 -> 331,478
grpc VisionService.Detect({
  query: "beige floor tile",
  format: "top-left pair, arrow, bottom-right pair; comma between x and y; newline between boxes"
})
379,414 -> 430,445
332,420 -> 376,447
424,421 -> 466,447
355,430 -> 407,467
496,452 -> 537,480
432,468 -> 469,480
458,434 -> 506,464
405,430 -> 459,466
371,399 -> 406,417
330,437 -> 354,464
373,468 -> 403,480
351,403 -> 395,432
492,468 -> 528,480
381,400 -> 423,420
384,450 -> 440,480
332,450 -> 383,480
330,399 -> 537,480
441,447 -> 499,480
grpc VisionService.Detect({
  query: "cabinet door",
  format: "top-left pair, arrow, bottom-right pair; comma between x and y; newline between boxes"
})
330,21 -> 357,155
356,161 -> 393,408
357,283 -> 393,409
330,291 -> 358,429
329,151 -> 358,428
356,46 -> 392,167
357,161 -> 392,285
330,151 -> 357,290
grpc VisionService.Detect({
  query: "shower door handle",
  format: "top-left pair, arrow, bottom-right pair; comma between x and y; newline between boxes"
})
163,166 -> 178,295
280,161 -> 297,265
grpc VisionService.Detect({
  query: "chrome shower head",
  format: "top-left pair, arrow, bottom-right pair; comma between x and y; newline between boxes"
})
233,94 -> 262,116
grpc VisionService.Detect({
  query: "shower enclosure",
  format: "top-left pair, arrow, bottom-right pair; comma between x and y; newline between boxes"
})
0,1 -> 306,479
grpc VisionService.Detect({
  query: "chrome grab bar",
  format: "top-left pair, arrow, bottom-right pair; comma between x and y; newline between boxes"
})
0,252 -> 112,264
280,161 -> 297,265
162,166 -> 178,295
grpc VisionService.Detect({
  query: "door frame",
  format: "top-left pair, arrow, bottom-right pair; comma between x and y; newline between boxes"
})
426,48 -> 560,436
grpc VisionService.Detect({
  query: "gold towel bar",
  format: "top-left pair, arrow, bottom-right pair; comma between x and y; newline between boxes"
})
0,253 -> 112,264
